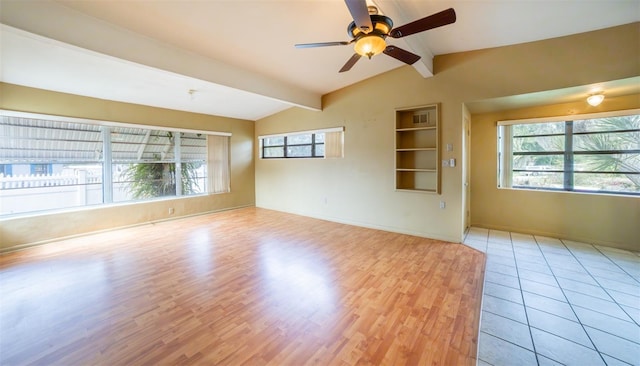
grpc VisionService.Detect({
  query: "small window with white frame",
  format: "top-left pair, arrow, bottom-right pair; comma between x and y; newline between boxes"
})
260,127 -> 343,159
497,110 -> 640,195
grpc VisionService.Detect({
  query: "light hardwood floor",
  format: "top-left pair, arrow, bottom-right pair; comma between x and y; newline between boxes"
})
0,207 -> 485,365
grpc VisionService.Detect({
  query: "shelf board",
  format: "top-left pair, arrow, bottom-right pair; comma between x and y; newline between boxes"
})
396,126 -> 437,132
396,188 -> 438,193
396,148 -> 436,152
396,168 -> 437,172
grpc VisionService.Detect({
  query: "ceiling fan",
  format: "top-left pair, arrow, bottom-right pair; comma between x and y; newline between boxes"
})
295,0 -> 456,73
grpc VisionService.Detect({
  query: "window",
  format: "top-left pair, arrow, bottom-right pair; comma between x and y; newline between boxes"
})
0,164 -> 11,176
111,128 -> 209,201
0,113 -> 231,216
262,133 -> 324,158
498,111 -> 640,195
31,164 -> 52,175
260,127 -> 343,159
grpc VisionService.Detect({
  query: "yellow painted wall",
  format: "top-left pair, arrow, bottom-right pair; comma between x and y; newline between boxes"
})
256,68 -> 467,242
255,23 -> 640,246
0,83 -> 255,251
471,94 -> 640,250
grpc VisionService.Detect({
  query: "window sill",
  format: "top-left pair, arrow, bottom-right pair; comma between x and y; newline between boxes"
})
0,193 -> 211,221
497,186 -> 640,198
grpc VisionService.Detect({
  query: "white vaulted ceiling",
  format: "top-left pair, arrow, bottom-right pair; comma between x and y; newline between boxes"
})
1,0 -> 639,120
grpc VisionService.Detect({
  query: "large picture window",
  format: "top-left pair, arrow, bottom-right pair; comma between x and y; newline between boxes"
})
498,110 -> 640,195
0,113 -> 231,216
111,128 -> 209,201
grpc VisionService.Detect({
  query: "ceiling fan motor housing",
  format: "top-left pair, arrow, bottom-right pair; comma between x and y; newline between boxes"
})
348,14 -> 393,39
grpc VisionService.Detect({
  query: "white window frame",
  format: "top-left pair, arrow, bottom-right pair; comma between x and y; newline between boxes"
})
0,110 -> 231,217
497,108 -> 640,196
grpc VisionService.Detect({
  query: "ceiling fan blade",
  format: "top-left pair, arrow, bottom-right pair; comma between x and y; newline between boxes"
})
339,53 -> 362,73
295,41 -> 351,48
389,8 -> 456,38
383,46 -> 421,65
344,0 -> 373,34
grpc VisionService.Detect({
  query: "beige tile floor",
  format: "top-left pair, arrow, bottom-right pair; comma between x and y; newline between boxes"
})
464,228 -> 640,366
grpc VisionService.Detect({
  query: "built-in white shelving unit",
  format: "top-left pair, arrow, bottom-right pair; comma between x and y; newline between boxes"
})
395,104 -> 440,193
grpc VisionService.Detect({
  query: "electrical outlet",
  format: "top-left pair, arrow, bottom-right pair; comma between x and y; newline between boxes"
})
169,207 -> 175,215
439,201 -> 446,209
442,160 -> 450,167
446,143 -> 453,152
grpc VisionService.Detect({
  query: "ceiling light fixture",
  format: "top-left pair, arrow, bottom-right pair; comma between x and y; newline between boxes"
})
587,94 -> 604,106
348,11 -> 393,59
354,35 -> 387,59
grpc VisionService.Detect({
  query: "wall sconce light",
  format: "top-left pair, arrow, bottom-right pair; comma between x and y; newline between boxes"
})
587,94 -> 604,106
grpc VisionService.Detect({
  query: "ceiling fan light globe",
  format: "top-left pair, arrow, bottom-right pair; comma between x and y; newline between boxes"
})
354,35 -> 386,59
